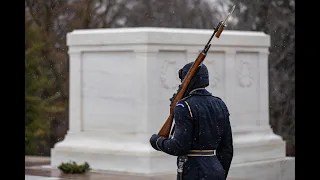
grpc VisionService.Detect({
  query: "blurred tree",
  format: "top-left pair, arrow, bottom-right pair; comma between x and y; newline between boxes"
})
126,0 -> 221,29
25,9 -> 63,155
25,0 -> 135,155
227,0 -> 295,156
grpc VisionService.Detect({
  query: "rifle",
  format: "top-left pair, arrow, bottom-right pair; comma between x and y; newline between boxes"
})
157,5 -> 236,138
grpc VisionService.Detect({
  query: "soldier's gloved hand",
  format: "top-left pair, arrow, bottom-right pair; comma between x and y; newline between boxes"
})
149,134 -> 165,151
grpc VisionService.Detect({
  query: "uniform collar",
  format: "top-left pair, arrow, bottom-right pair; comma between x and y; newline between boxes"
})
189,88 -> 212,96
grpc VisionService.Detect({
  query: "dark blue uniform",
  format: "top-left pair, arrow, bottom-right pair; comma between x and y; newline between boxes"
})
150,62 -> 233,180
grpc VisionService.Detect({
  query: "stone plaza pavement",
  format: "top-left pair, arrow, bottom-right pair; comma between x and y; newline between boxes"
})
25,156 -> 246,180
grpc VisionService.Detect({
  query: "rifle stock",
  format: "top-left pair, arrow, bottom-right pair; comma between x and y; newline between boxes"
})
157,5 -> 236,138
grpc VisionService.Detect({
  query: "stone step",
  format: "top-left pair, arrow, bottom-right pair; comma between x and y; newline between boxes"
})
25,165 -> 245,180
25,156 -> 246,180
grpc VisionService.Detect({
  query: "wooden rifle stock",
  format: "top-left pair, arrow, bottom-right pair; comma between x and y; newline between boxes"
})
157,5 -> 236,138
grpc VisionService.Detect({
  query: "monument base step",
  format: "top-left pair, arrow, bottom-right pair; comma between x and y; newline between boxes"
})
51,137 -> 293,177
52,147 -> 295,180
228,157 -> 295,180
51,144 -> 177,174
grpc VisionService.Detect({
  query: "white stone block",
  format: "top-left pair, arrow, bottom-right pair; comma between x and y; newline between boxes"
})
229,157 -> 295,180
51,27 -> 294,179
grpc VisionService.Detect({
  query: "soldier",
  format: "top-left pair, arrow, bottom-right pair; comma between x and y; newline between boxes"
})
150,62 -> 233,180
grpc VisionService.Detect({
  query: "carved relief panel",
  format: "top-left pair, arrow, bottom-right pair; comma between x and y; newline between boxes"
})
237,58 -> 254,88
234,52 -> 259,115
158,51 -> 188,91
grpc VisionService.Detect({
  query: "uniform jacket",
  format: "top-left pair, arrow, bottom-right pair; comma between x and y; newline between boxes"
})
156,88 -> 234,180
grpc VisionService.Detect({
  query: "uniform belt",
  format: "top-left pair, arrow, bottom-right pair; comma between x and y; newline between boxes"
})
187,150 -> 216,156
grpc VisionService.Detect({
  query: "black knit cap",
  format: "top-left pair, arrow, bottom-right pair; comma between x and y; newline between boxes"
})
178,62 -> 209,90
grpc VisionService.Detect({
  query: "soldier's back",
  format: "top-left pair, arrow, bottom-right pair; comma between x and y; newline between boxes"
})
182,88 -> 230,180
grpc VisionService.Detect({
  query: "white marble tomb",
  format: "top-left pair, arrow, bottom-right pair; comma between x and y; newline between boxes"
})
51,27 -> 295,180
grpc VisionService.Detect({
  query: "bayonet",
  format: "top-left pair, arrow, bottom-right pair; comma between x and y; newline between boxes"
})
214,5 -> 236,39
203,5 -> 236,53
223,5 -> 236,26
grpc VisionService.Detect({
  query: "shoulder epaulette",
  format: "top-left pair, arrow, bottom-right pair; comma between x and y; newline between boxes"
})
176,96 -> 193,118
